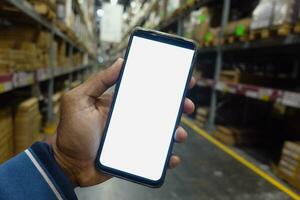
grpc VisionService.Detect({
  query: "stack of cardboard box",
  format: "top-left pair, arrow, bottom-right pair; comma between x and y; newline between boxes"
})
277,141 -> 300,190
195,107 -> 208,128
43,91 -> 64,135
14,98 -> 41,154
36,31 -> 52,67
0,26 -> 53,71
225,18 -> 252,42
0,107 -> 14,163
58,41 -> 68,67
28,0 -> 57,21
212,126 -> 261,146
0,25 -> 81,72
0,49 -> 13,73
0,26 -> 39,71
53,91 -> 63,125
73,52 -> 83,66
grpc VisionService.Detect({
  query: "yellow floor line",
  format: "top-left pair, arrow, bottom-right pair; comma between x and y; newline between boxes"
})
181,117 -> 300,200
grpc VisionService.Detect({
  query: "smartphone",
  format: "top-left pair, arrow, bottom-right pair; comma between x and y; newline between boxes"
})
96,28 -> 197,187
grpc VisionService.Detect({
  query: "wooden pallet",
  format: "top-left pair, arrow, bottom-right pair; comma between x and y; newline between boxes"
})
273,166 -> 300,191
294,23 -> 300,33
223,34 -> 249,44
220,70 -> 240,84
250,24 -> 292,41
224,35 -> 236,44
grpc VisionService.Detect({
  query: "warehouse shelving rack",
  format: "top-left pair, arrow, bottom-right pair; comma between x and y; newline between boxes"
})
151,0 -> 300,131
2,0 -> 98,123
192,0 -> 300,131
106,0 -> 300,131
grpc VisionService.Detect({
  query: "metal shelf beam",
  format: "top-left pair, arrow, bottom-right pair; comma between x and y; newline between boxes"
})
197,78 -> 300,110
199,34 -> 300,54
0,65 -> 92,95
207,0 -> 231,131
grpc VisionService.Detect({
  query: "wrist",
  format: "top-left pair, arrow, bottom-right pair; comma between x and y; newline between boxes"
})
52,143 -> 78,186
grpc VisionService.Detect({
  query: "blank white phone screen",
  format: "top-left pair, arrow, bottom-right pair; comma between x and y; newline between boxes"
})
100,36 -> 194,181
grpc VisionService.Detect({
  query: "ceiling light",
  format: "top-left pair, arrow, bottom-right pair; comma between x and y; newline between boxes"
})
111,0 -> 118,5
96,9 -> 104,17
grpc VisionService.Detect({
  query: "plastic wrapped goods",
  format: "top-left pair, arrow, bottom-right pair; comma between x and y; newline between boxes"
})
251,0 -> 275,30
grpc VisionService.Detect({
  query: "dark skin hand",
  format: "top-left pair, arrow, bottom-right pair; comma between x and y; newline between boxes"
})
53,58 -> 196,187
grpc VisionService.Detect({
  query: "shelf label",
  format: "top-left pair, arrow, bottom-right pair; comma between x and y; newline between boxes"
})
245,90 -> 258,99
259,89 -> 272,102
282,92 -> 300,108
216,82 -> 225,91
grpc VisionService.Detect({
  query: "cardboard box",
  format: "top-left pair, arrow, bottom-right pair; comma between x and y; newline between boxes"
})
0,26 -> 55,71
197,107 -> 209,117
220,69 -> 241,84
192,7 -> 212,42
14,98 -> 41,154
225,21 -> 237,36
212,125 -> 261,146
195,107 -> 208,127
0,107 -> 13,164
277,141 -> 300,190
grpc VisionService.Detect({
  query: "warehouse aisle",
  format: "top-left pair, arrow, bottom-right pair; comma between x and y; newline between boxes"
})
75,122 -> 290,200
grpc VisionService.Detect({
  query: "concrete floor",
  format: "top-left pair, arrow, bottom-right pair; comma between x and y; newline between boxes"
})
75,124 -> 290,200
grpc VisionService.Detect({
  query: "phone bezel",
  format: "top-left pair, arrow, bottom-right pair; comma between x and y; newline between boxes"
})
96,28 -> 198,188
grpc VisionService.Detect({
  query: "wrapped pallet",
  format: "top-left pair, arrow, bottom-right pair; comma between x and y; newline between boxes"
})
14,98 -> 41,154
0,107 -> 14,163
251,0 -> 297,30
277,141 -> 300,190
250,0 -> 275,30
166,0 -> 180,18
272,0 -> 296,26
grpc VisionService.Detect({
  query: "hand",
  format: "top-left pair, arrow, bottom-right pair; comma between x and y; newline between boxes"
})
52,58 -> 196,187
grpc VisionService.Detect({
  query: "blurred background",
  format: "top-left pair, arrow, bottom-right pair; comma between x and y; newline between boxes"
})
0,0 -> 300,199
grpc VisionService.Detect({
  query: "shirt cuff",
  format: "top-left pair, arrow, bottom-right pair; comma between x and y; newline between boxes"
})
30,142 -> 78,200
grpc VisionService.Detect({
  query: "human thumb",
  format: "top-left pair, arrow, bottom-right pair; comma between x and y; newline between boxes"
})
81,58 -> 123,97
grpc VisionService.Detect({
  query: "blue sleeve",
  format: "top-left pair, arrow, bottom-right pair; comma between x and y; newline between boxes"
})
0,142 -> 78,200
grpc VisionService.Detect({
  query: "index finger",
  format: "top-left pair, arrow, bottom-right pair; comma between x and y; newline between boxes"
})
189,77 -> 196,89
